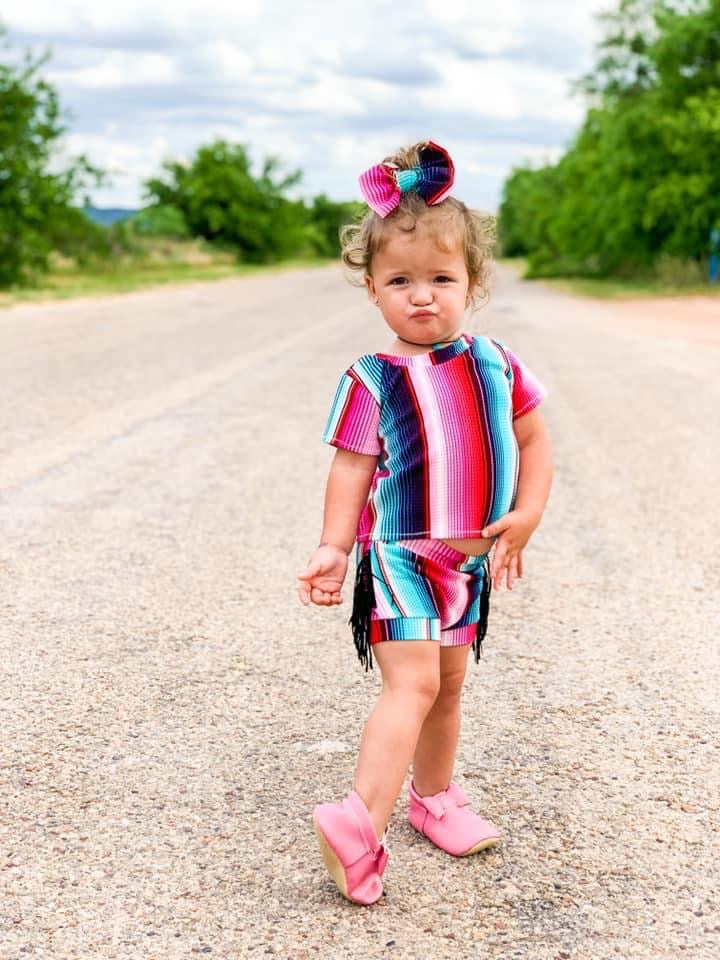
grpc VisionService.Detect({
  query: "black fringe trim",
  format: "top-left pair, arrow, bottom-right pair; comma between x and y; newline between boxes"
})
349,550 -> 375,671
472,555 -> 492,664
350,549 -> 490,668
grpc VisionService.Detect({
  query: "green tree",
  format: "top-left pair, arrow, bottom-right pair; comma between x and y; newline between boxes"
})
499,0 -> 720,278
0,28 -> 105,286
144,140 -> 308,262
304,194 -> 365,258
497,166 -> 562,260
128,204 -> 190,239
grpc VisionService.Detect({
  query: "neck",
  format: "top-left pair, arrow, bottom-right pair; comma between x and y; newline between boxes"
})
396,332 -> 462,347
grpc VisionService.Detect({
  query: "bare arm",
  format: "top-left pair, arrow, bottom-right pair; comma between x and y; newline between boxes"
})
298,448 -> 377,606
319,448 -> 378,554
512,409 -> 553,526
481,408 -> 553,589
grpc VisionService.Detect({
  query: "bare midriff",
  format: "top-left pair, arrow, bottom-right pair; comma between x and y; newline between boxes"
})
441,536 -> 494,557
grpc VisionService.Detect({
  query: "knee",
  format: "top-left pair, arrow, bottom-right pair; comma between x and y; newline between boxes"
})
386,669 -> 441,714
434,664 -> 467,708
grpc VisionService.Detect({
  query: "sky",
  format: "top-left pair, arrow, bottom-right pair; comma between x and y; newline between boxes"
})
2,0 -> 613,212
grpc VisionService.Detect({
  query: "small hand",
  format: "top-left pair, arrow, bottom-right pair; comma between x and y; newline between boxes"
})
481,510 -> 538,590
297,544 -> 349,606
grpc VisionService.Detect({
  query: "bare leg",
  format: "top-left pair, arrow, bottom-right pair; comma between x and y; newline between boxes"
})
353,641 -> 440,840
411,644 -> 471,796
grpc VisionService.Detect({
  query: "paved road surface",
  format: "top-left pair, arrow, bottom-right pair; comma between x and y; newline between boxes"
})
1,266 -> 718,959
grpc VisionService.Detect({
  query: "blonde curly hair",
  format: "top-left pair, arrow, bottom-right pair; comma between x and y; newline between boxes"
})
340,142 -> 496,309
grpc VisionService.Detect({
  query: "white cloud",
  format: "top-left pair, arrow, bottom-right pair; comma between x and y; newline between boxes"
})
1,0 -> 260,35
191,41 -> 253,83
1,0 -> 609,210
416,57 -> 585,125
47,51 -> 178,88
58,131 -> 172,207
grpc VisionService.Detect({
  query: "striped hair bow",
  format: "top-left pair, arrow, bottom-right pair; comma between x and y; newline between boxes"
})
358,141 -> 455,218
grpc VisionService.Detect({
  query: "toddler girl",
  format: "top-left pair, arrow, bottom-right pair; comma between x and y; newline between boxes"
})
298,141 -> 552,905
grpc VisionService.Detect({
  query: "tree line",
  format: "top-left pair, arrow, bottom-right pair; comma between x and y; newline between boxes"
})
3,0 -> 720,290
0,28 -> 361,288
499,0 -> 720,279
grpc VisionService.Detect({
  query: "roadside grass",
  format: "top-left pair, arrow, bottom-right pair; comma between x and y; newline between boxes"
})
499,257 -> 720,299
0,239 -> 335,307
5,245 -> 718,307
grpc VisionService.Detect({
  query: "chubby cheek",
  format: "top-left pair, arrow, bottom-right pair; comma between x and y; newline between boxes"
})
382,290 -> 407,312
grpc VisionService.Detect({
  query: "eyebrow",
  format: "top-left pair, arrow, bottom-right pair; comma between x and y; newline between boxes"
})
384,263 -> 463,274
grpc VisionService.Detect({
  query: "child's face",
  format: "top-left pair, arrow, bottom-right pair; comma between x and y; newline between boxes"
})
365,228 -> 470,345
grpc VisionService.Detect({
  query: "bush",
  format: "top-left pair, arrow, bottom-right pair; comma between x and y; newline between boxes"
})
0,29 -> 106,287
304,195 -> 365,258
144,140 -> 308,262
128,204 -> 190,239
498,0 -> 720,279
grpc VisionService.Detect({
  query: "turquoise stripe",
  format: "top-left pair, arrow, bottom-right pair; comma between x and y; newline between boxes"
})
479,339 -> 519,523
395,168 -> 420,193
371,542 -> 439,618
353,354 -> 384,403
322,374 -> 353,442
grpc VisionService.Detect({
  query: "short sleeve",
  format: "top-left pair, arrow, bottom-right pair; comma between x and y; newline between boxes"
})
503,345 -> 548,419
322,367 -> 381,456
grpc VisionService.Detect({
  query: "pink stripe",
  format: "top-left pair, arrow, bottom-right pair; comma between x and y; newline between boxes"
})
409,366 -> 448,535
358,164 -> 399,216
330,376 -> 380,455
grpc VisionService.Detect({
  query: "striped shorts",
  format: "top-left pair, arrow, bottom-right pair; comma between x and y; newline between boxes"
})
349,539 -> 491,671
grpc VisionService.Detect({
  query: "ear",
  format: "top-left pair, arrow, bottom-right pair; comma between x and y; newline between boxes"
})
365,274 -> 378,303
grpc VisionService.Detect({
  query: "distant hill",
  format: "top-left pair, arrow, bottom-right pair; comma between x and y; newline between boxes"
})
82,206 -> 139,226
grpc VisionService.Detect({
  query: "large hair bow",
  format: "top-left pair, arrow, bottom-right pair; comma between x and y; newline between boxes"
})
358,141 -> 455,217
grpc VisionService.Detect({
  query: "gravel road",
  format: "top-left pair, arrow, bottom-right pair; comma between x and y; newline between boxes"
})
1,266 -> 718,959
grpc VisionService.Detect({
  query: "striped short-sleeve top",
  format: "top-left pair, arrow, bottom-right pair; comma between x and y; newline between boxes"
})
322,333 -> 547,544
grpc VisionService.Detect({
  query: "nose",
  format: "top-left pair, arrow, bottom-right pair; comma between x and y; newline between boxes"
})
410,281 -> 433,305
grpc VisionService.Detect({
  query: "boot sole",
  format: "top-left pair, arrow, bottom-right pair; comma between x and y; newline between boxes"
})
313,817 -> 352,901
461,836 -> 502,855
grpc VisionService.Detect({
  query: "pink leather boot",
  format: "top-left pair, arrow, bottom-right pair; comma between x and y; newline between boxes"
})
408,780 -> 501,856
313,790 -> 389,905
